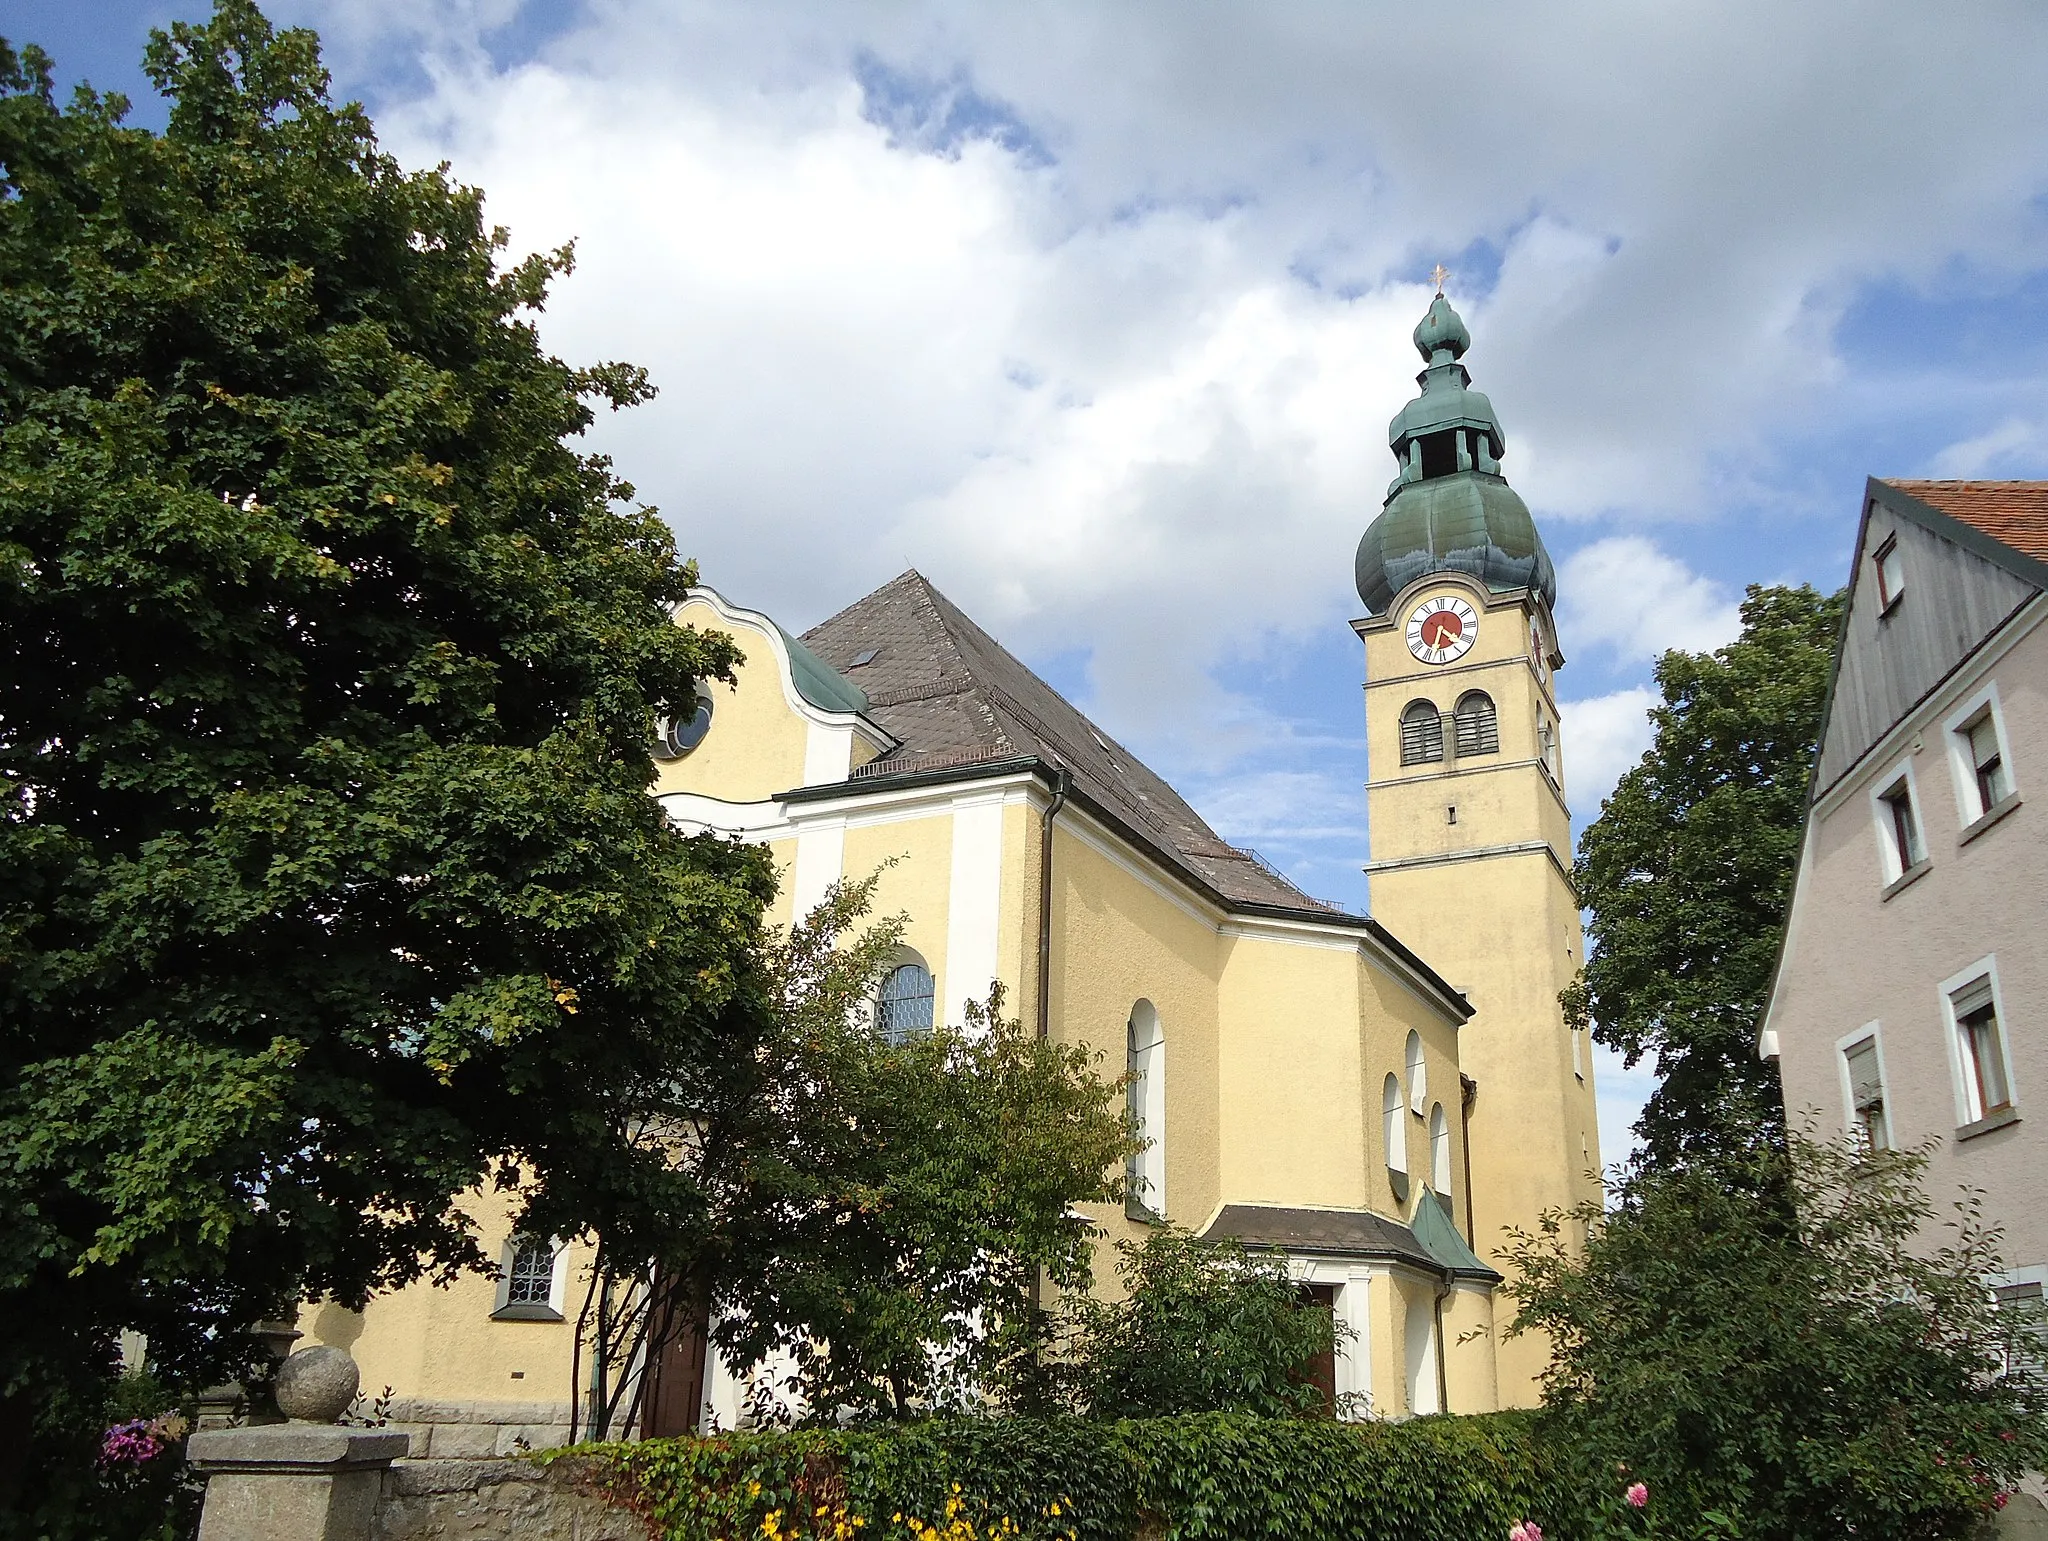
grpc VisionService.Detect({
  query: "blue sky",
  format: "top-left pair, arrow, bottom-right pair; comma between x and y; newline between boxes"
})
20,1 -> 2048,1164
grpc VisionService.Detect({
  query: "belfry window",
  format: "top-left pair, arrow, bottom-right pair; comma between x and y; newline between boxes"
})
875,959 -> 936,1044
1400,700 -> 1444,765
1454,691 -> 1499,757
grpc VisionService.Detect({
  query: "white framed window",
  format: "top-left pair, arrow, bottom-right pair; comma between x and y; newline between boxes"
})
1834,1024 -> 1894,1151
1874,533 -> 1905,613
1382,1074 -> 1407,1183
493,1234 -> 568,1321
1428,1103 -> 1452,1198
1405,1029 -> 1427,1114
1869,761 -> 1926,883
1127,1001 -> 1166,1217
1940,958 -> 2019,1128
1944,684 -> 2017,825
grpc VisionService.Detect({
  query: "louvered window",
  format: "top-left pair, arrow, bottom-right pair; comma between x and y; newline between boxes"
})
1400,700 -> 1444,765
1454,691 -> 1499,756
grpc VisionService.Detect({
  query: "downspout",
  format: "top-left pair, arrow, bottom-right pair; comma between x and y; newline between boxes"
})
1034,764 -> 1070,1042
1459,1074 -> 1479,1249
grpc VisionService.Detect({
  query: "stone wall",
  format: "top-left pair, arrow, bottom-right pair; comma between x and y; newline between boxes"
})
382,1397 -> 577,1461
373,1457 -> 644,1541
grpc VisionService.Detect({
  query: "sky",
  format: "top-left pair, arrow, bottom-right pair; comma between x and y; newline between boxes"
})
20,0 -> 2048,1167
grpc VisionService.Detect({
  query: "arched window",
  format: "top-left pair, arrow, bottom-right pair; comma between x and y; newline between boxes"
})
1538,716 -> 1560,782
1405,1030 -> 1428,1113
875,958 -> 935,1044
1382,1073 -> 1407,1179
1453,691 -> 1499,757
1399,700 -> 1444,765
1128,1001 -> 1166,1217
1429,1103 -> 1452,1199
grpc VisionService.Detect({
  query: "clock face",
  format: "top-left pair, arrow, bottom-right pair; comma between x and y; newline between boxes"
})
1406,596 -> 1479,664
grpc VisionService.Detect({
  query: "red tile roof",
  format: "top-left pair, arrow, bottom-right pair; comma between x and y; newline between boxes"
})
1882,480 -> 2048,564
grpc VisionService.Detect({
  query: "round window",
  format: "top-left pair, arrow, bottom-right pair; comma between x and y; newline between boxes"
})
654,691 -> 714,760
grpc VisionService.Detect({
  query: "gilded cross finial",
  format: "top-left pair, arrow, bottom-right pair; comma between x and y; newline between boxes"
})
1429,263 -> 1450,295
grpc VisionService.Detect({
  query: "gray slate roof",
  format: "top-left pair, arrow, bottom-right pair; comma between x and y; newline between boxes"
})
1199,1201 -> 1499,1281
799,570 -> 1342,918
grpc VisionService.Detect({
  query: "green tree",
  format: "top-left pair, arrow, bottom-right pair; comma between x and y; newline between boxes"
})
1506,1135 -> 2048,1541
1565,584 -> 1845,1170
1062,1229 -> 1344,1420
0,4 -> 775,1521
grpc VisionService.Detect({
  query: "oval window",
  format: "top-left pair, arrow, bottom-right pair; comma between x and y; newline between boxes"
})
654,691 -> 714,760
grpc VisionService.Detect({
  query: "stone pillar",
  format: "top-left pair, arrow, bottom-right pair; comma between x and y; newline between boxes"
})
188,1346 -> 407,1541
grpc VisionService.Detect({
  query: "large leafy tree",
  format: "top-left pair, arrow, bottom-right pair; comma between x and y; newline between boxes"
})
1507,1136 -> 2048,1541
0,1 -> 776,1515
1564,584 -> 1844,1170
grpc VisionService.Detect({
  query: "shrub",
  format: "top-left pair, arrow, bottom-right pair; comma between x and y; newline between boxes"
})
558,1412 -> 1562,1541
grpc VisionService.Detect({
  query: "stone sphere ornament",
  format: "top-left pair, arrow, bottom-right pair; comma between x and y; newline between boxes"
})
274,1345 -> 360,1424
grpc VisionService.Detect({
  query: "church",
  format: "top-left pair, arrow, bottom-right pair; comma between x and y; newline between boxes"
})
299,291 -> 1599,1451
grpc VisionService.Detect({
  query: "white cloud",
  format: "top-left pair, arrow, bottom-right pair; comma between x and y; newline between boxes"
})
1931,417 -> 2048,478
1558,536 -> 1742,665
295,0 -> 2048,768
1561,686 -> 1660,817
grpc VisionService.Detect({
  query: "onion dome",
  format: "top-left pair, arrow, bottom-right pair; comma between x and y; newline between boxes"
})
1354,293 -> 1555,616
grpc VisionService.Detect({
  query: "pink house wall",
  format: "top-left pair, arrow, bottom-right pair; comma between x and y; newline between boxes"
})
1771,611 -> 2048,1273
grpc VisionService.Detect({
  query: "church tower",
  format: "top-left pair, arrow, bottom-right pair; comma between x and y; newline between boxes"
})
1352,287 -> 1601,1404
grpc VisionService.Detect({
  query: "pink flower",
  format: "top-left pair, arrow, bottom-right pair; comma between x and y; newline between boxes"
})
1995,1493 -> 2011,1511
1625,1483 -> 1648,1509
1508,1525 -> 1543,1541
98,1420 -> 164,1469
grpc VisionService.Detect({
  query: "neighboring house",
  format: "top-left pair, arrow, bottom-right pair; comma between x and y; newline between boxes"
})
298,293 -> 1596,1452
1762,478 -> 2048,1316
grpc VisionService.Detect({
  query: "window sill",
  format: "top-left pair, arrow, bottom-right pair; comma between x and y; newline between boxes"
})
1880,858 -> 1932,901
1957,1105 -> 2020,1142
1125,1194 -> 1166,1226
1879,593 -> 1904,620
1959,793 -> 2022,848
490,1304 -> 565,1323
1387,1168 -> 1410,1206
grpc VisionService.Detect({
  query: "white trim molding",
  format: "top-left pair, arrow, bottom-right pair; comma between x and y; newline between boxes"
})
943,791 -> 1006,1031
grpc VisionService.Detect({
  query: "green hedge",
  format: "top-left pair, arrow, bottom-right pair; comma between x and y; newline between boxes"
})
556,1413 -> 1567,1541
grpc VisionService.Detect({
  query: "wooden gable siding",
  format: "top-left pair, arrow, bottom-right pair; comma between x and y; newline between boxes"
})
1816,498 -> 2038,797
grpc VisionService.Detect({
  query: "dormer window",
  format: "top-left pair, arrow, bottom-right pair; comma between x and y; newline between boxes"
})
1874,535 -> 1904,613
